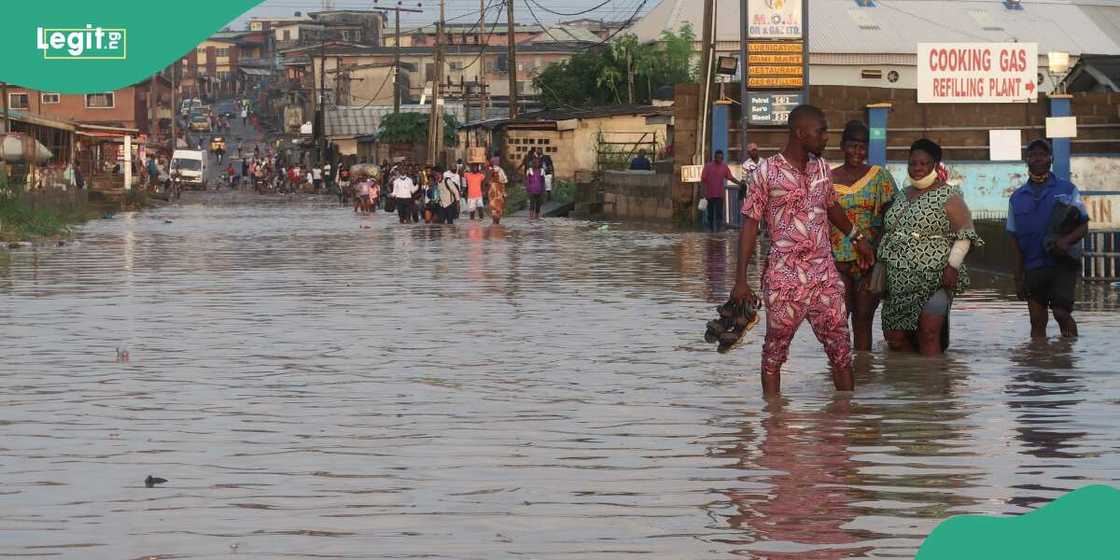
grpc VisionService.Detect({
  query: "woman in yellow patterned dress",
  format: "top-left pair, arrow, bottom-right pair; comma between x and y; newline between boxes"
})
487,163 -> 508,225
830,121 -> 898,351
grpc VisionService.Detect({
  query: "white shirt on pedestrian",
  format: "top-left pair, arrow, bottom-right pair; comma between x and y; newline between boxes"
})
392,175 -> 417,199
312,167 -> 322,180
442,171 -> 462,193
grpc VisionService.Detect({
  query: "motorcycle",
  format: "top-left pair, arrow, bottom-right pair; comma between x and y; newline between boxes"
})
168,171 -> 183,200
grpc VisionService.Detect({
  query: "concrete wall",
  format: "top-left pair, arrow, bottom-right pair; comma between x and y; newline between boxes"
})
578,170 -> 673,222
501,115 -> 668,181
673,83 -> 1120,224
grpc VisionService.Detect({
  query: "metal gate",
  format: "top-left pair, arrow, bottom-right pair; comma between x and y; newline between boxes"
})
1084,230 -> 1120,281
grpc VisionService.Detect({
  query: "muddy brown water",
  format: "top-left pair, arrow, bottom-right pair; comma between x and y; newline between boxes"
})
3,194 -> 1119,559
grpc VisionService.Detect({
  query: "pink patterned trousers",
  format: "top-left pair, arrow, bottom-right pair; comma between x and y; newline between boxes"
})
761,272 -> 853,378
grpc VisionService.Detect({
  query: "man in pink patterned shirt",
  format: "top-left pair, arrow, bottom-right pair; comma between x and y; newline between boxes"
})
731,105 -> 875,395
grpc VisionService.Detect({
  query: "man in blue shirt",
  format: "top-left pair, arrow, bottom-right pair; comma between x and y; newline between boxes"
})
1006,139 -> 1090,338
629,150 -> 653,171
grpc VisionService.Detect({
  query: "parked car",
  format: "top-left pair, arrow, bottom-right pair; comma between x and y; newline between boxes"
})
189,114 -> 211,132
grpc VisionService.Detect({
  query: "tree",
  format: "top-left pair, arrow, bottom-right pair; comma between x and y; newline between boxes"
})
533,24 -> 697,109
377,112 -> 459,147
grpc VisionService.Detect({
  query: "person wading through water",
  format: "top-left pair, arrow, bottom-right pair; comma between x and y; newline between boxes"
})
730,105 -> 876,395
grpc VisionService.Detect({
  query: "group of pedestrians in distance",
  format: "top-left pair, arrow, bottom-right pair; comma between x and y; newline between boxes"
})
719,104 -> 1089,396
340,149 -> 559,226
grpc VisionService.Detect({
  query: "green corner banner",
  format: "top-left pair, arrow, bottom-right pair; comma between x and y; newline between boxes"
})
918,485 -> 1120,559
0,0 -> 265,93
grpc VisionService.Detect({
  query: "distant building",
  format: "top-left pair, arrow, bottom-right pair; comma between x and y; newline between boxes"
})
6,77 -> 173,140
630,0 -> 1120,92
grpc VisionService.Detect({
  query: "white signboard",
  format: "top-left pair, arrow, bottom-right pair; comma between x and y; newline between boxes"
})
989,129 -> 1022,161
747,0 -> 803,40
681,165 -> 703,183
918,43 -> 1038,103
1046,116 -> 1078,138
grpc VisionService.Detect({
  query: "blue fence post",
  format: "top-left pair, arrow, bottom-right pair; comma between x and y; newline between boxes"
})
1049,95 -> 1072,181
867,102 -> 891,167
711,100 -> 731,227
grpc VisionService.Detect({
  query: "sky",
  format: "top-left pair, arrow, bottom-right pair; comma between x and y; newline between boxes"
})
228,0 -> 656,33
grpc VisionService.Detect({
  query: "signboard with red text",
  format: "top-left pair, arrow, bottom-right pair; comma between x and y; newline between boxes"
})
918,43 -> 1038,103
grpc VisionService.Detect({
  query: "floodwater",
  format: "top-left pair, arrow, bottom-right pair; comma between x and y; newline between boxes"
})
3,195 -> 1120,559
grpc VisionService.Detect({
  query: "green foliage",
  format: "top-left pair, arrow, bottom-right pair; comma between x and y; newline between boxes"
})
377,112 -> 461,147
534,24 -> 696,109
125,187 -> 149,209
551,179 -> 577,204
0,195 -> 99,242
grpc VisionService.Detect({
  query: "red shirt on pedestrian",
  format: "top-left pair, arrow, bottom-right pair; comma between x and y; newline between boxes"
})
701,161 -> 735,199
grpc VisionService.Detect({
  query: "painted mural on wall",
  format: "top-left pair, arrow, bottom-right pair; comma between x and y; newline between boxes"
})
884,156 -> 1120,228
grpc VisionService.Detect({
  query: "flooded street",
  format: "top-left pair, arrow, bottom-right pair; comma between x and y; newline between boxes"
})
3,195 -> 1120,559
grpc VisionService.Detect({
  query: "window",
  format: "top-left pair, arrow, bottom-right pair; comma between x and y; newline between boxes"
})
217,48 -> 229,57
197,47 -> 205,53
9,93 -> 29,109
860,69 -> 883,80
283,30 -> 291,41
449,61 -> 463,71
41,93 -> 60,104
85,92 -> 115,109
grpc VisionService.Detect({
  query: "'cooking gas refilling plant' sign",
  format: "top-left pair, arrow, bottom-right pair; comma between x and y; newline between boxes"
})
918,43 -> 1038,103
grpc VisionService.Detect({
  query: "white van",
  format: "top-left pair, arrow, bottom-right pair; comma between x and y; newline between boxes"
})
170,149 -> 206,189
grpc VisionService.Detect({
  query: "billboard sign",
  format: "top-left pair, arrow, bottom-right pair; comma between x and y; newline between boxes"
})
918,43 -> 1039,103
747,0 -> 803,40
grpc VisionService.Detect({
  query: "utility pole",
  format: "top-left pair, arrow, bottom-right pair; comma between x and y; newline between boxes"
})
372,4 -> 422,114
319,27 -> 327,165
428,0 -> 446,165
2,81 -> 10,134
463,75 -> 471,124
394,8 -> 401,113
479,0 -> 486,121
170,61 -> 178,152
506,0 -> 518,119
695,0 -> 716,166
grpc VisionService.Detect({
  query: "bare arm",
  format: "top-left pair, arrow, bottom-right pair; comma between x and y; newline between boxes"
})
828,201 -> 875,268
945,193 -> 974,233
1062,222 -> 1089,247
731,218 -> 761,305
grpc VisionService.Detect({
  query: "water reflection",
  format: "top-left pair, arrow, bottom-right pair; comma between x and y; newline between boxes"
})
1006,339 -> 1089,509
714,397 -> 877,559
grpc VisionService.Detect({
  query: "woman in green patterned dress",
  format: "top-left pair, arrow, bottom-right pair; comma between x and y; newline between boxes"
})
830,121 -> 898,351
879,139 -> 982,355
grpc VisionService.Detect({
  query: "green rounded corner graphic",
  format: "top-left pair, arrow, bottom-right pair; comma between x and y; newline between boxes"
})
1,0 -> 265,93
917,485 -> 1120,560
